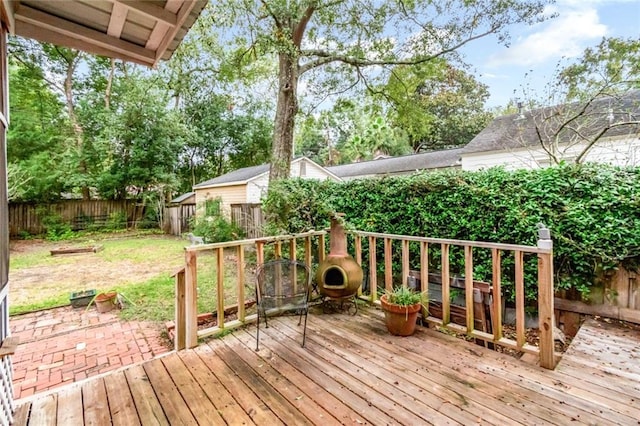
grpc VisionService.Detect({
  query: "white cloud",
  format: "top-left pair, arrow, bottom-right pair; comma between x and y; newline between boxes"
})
487,6 -> 608,67
482,72 -> 510,79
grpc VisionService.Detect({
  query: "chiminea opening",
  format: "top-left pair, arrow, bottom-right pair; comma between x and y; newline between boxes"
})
323,266 -> 347,289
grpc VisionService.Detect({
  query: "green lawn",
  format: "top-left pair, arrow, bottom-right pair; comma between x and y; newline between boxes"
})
9,232 -> 255,324
9,233 -> 186,318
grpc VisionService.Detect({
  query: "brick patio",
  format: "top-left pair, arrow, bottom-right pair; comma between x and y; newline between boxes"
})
10,306 -> 171,399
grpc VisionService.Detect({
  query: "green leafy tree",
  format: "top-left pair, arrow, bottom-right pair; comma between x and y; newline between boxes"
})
335,104 -> 411,163
8,38 -> 105,198
296,98 -> 411,165
559,37 -> 640,101
96,74 -> 185,200
209,0 -> 552,183
179,93 -> 273,192
6,60 -> 76,201
384,60 -> 493,152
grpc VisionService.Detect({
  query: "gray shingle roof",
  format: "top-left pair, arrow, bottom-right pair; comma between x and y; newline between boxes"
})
170,192 -> 195,204
464,90 -> 640,154
327,148 -> 463,178
193,164 -> 271,188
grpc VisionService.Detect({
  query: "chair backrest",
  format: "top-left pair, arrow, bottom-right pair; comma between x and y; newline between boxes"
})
256,259 -> 310,309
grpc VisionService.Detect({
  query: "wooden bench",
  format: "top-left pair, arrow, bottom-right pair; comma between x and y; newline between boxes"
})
408,271 -> 493,334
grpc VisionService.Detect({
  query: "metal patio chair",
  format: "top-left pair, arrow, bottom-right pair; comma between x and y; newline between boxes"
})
255,259 -> 311,351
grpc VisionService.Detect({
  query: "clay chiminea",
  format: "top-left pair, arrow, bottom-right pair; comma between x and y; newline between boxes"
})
315,214 -> 363,299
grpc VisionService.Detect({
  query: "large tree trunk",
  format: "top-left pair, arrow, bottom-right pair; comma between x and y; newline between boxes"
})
63,51 -> 91,200
105,58 -> 115,109
269,52 -> 299,183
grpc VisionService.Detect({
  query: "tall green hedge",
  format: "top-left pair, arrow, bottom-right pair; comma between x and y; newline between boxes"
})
262,164 -> 640,302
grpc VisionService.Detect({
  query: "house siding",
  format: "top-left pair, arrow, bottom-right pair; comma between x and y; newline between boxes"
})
462,136 -> 640,170
291,158 -> 336,179
246,175 -> 269,204
194,184 -> 247,216
246,158 -> 340,203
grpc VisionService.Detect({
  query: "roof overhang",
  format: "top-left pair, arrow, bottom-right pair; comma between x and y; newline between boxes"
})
1,0 -> 207,67
194,180 -> 249,190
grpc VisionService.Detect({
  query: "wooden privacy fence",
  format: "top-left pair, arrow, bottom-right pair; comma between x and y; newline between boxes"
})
174,227 -> 557,369
230,203 -> 264,238
8,200 -> 145,237
165,204 -> 195,236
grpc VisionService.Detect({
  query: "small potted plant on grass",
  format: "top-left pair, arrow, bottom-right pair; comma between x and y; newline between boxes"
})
380,286 -> 426,336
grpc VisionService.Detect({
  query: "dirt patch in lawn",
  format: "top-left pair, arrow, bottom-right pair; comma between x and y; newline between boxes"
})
9,235 -> 186,309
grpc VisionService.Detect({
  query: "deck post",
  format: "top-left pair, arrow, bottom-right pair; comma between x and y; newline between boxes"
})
173,267 -> 186,351
537,226 -> 555,369
185,249 -> 198,349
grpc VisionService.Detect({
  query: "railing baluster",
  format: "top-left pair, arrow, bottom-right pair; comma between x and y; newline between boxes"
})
515,250 -> 525,348
274,240 -> 282,259
304,236 -> 312,267
465,246 -> 474,334
420,241 -> 429,318
237,245 -> 245,323
441,243 -> 450,325
368,236 -> 377,302
256,240 -> 265,266
318,234 -> 326,263
384,238 -> 392,291
185,249 -> 198,348
491,248 -> 503,342
402,239 -> 410,288
216,247 -> 225,329
289,239 -> 296,261
355,235 -> 362,296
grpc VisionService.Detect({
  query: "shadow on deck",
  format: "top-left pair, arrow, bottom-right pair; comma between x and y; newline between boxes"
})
12,306 -> 640,425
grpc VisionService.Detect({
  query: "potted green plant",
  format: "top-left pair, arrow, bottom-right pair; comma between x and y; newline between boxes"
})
380,286 -> 426,336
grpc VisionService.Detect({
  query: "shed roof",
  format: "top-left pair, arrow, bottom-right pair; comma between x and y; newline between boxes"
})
327,148 -> 463,178
194,164 -> 271,189
464,90 -> 640,154
194,157 -> 342,189
5,0 -> 207,67
170,191 -> 195,204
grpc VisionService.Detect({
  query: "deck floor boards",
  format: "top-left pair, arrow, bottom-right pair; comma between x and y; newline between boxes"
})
12,308 -> 640,425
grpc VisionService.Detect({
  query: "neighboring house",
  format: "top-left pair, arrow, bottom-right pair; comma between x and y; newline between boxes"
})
193,157 -> 341,214
327,148 -> 462,180
462,91 -> 640,170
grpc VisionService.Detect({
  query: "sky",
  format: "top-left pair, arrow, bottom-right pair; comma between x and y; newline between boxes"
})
459,0 -> 640,108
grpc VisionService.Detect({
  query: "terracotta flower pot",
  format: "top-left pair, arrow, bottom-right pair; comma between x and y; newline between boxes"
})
94,291 -> 117,313
380,294 -> 422,336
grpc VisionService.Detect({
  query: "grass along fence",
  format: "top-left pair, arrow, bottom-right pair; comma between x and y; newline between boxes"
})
174,227 -> 556,369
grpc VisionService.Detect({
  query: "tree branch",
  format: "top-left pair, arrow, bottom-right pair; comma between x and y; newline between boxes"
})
292,5 -> 315,47
299,24 -> 500,75
575,120 -> 640,163
259,0 -> 282,28
534,124 -> 558,164
9,54 -> 65,94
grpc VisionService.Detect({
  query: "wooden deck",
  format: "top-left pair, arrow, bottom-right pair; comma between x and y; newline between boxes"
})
11,307 -> 640,425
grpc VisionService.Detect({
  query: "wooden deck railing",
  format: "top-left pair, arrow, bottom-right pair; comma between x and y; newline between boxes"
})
347,229 -> 555,369
175,227 -> 556,369
174,231 -> 327,349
